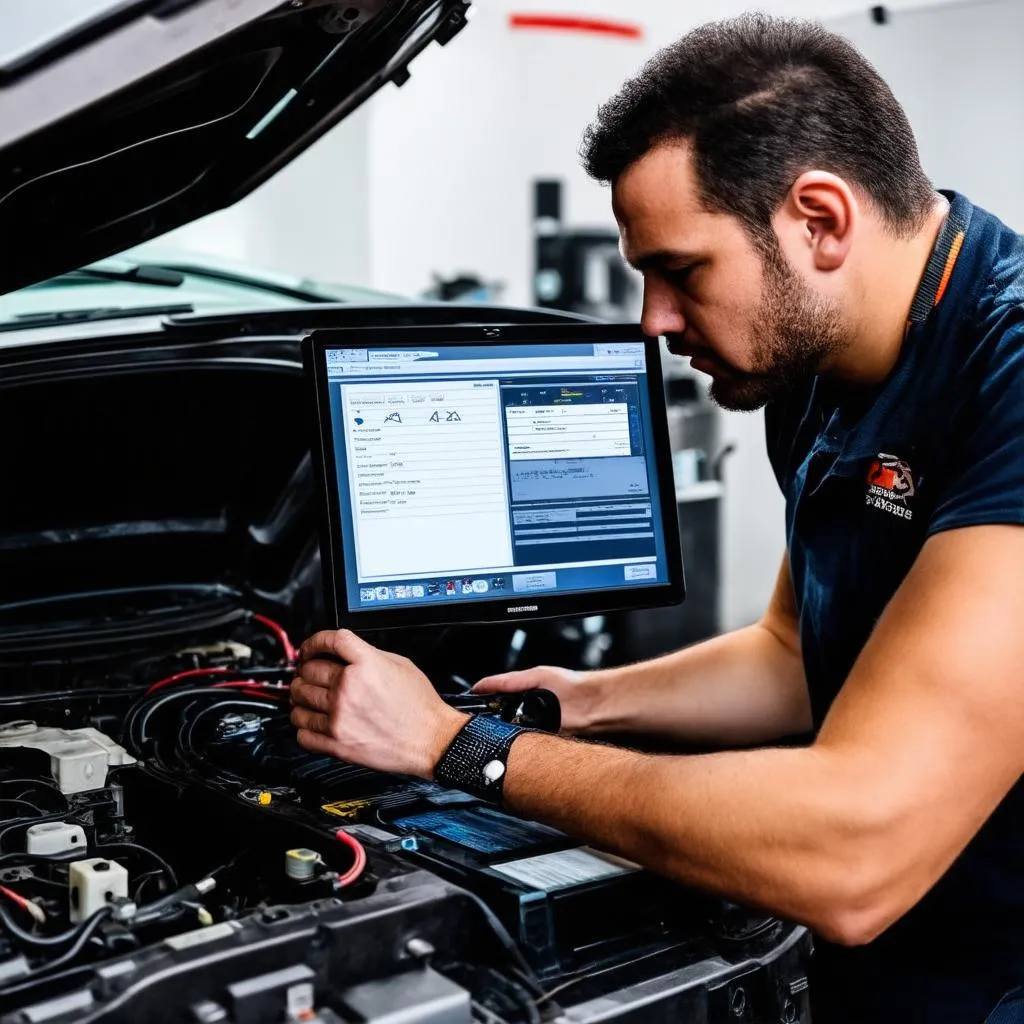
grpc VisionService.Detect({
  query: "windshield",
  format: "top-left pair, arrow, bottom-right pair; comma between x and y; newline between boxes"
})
0,0 -> 128,71
0,246 -> 411,329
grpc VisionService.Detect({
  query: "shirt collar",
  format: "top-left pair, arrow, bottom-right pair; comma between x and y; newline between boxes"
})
907,190 -> 972,324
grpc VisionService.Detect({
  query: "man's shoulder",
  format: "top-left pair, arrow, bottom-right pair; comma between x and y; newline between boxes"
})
952,206 -> 1024,388
903,196 -> 1024,442
956,197 -> 1024,332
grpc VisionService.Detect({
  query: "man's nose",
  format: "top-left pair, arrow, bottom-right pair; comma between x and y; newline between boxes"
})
640,283 -> 686,338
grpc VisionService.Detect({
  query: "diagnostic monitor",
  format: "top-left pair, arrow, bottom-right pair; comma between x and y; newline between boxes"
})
303,323 -> 684,629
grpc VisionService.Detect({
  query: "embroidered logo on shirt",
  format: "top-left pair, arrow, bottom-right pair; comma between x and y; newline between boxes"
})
866,453 -> 915,520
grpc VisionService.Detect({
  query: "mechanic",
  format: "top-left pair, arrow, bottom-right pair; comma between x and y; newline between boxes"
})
289,14 -> 1024,1024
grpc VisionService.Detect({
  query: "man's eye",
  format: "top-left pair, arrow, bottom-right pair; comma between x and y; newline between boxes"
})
665,266 -> 695,287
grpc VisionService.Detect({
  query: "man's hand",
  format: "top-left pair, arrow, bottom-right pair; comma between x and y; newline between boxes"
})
289,629 -> 467,778
472,666 -> 595,733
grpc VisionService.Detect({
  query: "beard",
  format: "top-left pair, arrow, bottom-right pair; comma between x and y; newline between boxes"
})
705,245 -> 848,412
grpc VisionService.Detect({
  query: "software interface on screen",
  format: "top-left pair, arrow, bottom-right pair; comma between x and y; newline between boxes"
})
323,341 -> 672,612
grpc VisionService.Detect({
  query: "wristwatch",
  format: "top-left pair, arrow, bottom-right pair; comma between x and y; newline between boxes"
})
432,714 -> 528,803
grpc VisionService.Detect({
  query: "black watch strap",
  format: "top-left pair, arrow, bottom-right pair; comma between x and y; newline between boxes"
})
433,714 -> 527,803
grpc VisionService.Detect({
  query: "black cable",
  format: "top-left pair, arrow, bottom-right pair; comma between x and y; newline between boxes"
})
0,811 -> 73,851
13,787 -> 68,811
0,778 -> 60,794
0,907 -> 114,996
458,890 -> 544,998
125,686 -> 276,753
0,687 -> 150,708
93,843 -> 178,891
132,870 -> 163,903
124,686 -> 218,751
0,900 -> 109,950
0,849 -> 82,869
509,967 -> 546,1003
470,1000 -> 512,1024
18,875 -> 65,893
182,698 -> 277,762
132,877 -> 215,927
491,971 -> 542,1024
533,944 -> 673,1007
171,697 -> 280,790
460,965 -> 540,1024
0,799 -> 46,817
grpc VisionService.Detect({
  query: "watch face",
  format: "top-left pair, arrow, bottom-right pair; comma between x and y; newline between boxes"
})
482,759 -> 506,784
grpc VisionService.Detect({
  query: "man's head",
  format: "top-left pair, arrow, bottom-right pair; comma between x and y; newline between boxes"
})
581,14 -> 936,411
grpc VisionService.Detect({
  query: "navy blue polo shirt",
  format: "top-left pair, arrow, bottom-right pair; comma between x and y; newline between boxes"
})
765,190 -> 1024,1024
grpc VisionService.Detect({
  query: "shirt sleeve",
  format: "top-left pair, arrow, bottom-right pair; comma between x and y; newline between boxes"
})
928,313 -> 1024,535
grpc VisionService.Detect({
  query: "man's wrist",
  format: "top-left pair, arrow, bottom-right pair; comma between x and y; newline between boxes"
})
574,669 -> 616,734
431,714 -> 529,803
420,707 -> 470,778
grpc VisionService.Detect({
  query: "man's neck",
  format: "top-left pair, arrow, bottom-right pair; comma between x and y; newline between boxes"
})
829,193 -> 951,388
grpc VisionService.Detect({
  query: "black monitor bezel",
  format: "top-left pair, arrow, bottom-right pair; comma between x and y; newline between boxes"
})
303,322 -> 685,631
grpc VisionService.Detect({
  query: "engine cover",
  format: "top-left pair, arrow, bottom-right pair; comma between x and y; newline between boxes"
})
0,721 -> 136,794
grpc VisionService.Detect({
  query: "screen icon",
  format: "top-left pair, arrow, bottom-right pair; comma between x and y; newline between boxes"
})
375,586 -> 390,601
360,588 -> 376,602
472,579 -> 488,594
445,581 -> 457,595
394,585 -> 409,599
491,577 -> 505,590
428,583 -> 441,596
461,581 -> 474,595
412,585 -> 425,598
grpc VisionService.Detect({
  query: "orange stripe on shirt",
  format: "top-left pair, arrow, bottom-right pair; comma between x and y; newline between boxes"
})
934,231 -> 965,307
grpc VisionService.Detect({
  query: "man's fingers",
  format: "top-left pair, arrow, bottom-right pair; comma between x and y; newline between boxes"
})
290,678 -> 333,714
299,628 -> 373,666
472,670 -> 543,694
295,728 -> 340,757
290,704 -> 331,737
293,658 -> 342,691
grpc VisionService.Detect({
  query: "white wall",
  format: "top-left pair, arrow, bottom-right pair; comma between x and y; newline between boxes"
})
365,6 -> 528,301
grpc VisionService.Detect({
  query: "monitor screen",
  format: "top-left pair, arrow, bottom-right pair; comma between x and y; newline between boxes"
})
304,323 -> 684,630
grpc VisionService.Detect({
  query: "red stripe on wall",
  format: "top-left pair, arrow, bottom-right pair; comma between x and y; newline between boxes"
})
508,14 -> 643,39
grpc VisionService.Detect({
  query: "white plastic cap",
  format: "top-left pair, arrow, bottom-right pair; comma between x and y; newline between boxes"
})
25,821 -> 87,856
68,857 -> 128,922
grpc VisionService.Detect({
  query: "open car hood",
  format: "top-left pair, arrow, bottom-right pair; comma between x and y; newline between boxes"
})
0,333 -> 319,643
0,0 -> 470,295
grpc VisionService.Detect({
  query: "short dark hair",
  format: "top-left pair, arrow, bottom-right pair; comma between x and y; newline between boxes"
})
581,13 -> 935,243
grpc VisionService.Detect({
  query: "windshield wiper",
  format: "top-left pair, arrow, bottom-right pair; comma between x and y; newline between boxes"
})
151,262 -> 334,303
0,303 -> 194,331
56,265 -> 186,287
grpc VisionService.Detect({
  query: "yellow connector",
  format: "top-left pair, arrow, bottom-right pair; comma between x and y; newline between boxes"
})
257,791 -> 272,806
321,798 -> 370,819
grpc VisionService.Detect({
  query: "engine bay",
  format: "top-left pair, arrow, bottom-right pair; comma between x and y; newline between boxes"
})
0,605 -> 811,1024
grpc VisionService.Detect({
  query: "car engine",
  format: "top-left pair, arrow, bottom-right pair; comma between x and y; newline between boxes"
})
0,605 -> 811,1024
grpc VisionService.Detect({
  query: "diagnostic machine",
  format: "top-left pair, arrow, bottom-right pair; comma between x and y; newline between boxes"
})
304,322 -> 685,633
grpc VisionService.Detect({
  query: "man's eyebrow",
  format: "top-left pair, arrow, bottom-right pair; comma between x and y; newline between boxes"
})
622,248 -> 700,272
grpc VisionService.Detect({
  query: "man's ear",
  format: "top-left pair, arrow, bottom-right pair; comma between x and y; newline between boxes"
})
776,171 -> 857,272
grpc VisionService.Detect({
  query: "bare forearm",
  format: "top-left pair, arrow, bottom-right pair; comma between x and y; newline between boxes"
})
502,732 -> 882,943
580,622 -> 811,746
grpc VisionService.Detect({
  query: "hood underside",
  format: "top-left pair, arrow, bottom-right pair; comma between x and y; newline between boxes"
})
0,340 -> 315,622
0,0 -> 470,295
